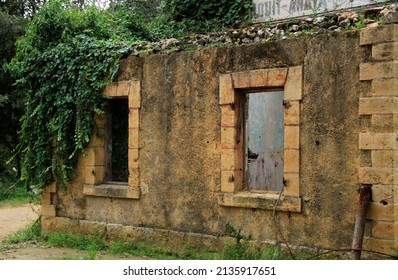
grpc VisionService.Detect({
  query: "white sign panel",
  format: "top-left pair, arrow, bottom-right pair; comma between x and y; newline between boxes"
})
253,0 -> 387,22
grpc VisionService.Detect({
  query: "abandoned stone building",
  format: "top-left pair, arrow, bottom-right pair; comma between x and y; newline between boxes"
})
41,22 -> 398,257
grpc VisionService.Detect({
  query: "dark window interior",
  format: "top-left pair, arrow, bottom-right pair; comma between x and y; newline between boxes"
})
105,98 -> 128,182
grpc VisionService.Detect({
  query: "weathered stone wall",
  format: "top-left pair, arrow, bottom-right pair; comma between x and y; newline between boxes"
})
358,25 -> 398,254
41,25 -> 398,257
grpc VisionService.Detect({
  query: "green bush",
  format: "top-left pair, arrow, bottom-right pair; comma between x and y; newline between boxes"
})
161,0 -> 253,32
7,0 -> 255,192
9,0 -> 134,190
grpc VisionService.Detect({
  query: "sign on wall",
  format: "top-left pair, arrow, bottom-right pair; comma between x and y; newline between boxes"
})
253,0 -> 387,22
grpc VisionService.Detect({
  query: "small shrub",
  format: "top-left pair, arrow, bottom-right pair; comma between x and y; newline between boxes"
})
46,232 -> 106,251
4,219 -> 42,244
108,240 -> 139,255
261,246 -> 285,260
222,241 -> 256,259
82,250 -> 98,260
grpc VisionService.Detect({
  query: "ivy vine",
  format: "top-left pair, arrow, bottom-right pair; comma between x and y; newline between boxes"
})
9,1 -> 133,190
8,0 -> 254,191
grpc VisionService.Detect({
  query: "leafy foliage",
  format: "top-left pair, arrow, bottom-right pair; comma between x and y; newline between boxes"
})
0,10 -> 27,176
161,0 -> 253,32
7,0 -> 253,191
9,0 -> 134,190
0,0 -> 47,17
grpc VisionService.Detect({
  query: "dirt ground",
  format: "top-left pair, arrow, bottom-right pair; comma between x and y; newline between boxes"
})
0,204 -> 151,260
0,204 -> 40,242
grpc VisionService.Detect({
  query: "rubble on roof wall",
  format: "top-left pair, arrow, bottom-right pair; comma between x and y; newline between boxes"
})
131,3 -> 398,55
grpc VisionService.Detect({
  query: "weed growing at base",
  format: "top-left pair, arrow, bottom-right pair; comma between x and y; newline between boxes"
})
4,220 -> 41,244
5,220 -> 363,260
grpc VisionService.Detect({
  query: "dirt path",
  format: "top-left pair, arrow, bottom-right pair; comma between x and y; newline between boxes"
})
0,204 -> 152,260
0,204 -> 40,242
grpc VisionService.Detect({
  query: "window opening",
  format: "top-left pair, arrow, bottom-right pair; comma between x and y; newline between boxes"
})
243,90 -> 284,192
105,98 -> 128,182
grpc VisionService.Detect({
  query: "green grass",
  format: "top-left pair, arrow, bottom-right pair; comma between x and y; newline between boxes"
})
1,221 -> 296,260
3,219 -> 42,244
46,232 -> 107,251
393,249 -> 398,260
0,174 -> 41,207
3,220 -> 370,260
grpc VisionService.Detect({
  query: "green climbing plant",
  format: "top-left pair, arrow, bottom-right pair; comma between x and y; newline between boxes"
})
161,0 -> 253,32
8,0 -> 135,190
7,0 -> 255,191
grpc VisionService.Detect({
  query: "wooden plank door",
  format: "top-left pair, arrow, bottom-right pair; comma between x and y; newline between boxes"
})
245,91 -> 284,191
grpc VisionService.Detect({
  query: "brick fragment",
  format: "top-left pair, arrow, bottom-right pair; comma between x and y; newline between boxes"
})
128,128 -> 140,149
129,108 -> 140,129
284,125 -> 299,149
219,74 -> 234,105
42,193 -> 51,205
104,83 -> 117,97
360,62 -> 397,81
284,66 -> 302,101
284,101 -> 300,125
359,167 -> 393,184
359,132 -> 395,150
85,166 -> 104,185
372,42 -> 398,61
284,149 -> 299,173
366,202 -> 394,221
371,150 -> 393,167
371,185 -> 394,203
129,80 -> 141,109
360,25 -> 398,45
371,78 -> 398,97
117,81 -> 130,96
359,97 -> 396,115
221,170 -> 242,193
283,173 -> 299,197
221,127 -> 236,149
371,221 -> 394,239
363,237 -> 394,255
41,205 -> 56,217
128,167 -> 140,186
371,114 -> 394,132
221,105 -> 236,128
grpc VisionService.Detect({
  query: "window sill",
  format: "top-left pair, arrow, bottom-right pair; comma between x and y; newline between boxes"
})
218,192 -> 301,212
83,183 -> 141,199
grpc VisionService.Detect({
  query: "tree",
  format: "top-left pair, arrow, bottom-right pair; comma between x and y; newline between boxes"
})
0,0 -> 47,17
0,10 -> 27,175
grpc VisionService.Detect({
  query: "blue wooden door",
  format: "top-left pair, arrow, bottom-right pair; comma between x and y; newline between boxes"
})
245,91 -> 284,192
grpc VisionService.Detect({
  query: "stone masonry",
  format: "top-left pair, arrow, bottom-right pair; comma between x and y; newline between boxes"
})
42,24 -> 398,258
359,24 -> 398,254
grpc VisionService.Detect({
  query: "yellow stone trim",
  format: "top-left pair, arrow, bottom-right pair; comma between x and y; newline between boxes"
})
218,66 -> 303,211
84,79 -> 142,198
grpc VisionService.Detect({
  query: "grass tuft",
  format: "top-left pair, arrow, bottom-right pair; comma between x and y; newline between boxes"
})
4,219 -> 42,244
3,221 -> 295,260
46,232 -> 106,251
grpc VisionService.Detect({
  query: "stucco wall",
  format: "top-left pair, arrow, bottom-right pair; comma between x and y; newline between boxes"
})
41,25 -> 398,256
